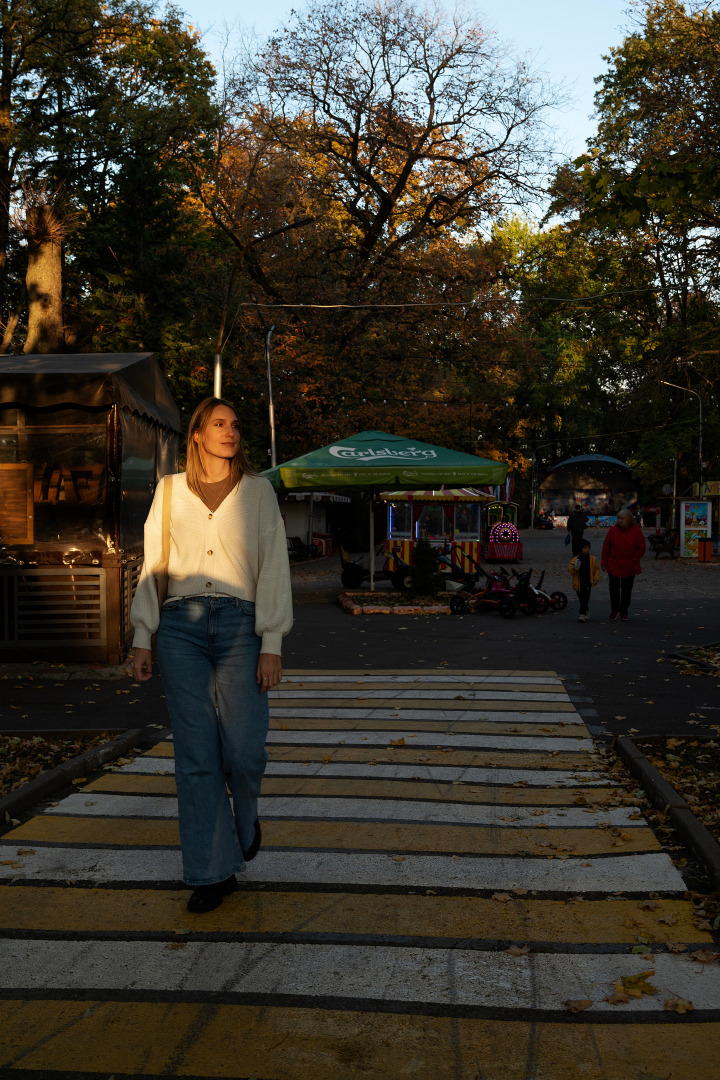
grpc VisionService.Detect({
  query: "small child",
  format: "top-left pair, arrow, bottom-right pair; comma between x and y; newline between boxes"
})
568,539 -> 600,622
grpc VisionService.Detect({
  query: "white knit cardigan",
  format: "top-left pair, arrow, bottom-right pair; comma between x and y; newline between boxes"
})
130,472 -> 293,654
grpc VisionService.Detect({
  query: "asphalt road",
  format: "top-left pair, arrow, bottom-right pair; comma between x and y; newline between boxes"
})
2,529 -> 719,739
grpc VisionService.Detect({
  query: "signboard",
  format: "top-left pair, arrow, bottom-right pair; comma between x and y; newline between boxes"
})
680,500 -> 711,558
692,481 -> 720,497
0,463 -> 34,544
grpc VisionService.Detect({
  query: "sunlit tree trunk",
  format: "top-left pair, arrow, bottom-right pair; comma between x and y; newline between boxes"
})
24,204 -> 63,353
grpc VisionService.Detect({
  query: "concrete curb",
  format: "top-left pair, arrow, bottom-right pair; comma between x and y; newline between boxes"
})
614,735 -> 720,892
337,592 -> 451,615
0,728 -> 143,823
668,639 -> 720,672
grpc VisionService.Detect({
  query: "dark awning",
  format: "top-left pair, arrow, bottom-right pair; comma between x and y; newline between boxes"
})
0,353 -> 181,432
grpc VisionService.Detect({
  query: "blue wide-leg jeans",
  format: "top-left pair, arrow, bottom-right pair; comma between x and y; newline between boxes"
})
156,596 -> 269,886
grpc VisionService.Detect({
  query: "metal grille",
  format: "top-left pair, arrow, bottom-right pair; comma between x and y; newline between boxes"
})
0,566 -> 107,647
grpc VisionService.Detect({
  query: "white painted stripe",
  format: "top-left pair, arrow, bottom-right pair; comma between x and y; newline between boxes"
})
265,731 -> 594,752
0,846 -> 683,893
281,675 -> 563,685
270,709 -> 577,723
126,758 -> 608,786
272,690 -> 571,702
42,792 -> 646,829
2,940 -> 710,1010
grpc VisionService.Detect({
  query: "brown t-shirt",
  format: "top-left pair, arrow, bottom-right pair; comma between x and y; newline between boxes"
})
197,476 -> 234,513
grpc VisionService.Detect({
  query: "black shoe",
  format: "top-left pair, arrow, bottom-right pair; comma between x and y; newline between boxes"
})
243,818 -> 262,862
187,874 -> 238,914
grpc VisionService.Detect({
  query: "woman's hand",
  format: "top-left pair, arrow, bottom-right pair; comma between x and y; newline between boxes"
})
132,647 -> 153,681
258,653 -> 282,692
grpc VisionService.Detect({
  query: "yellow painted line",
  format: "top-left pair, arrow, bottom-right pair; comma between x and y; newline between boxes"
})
276,683 -> 567,694
284,668 -> 561,676
271,698 -> 576,711
6,816 -> 657,856
265,747 -> 598,770
0,886 -> 707,942
146,742 -> 597,770
2,1001 -> 719,1079
269,717 -> 591,737
85,773 -> 178,794
84,773 -> 621,806
8,816 -> 180,847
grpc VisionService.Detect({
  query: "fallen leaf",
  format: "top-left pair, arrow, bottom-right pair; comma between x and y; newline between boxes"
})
492,892 -> 512,902
389,738 -> 405,746
507,944 -> 530,956
564,999 -> 592,1013
665,942 -> 687,953
605,990 -> 630,1005
688,950 -> 720,964
617,970 -> 657,997
664,997 -> 694,1014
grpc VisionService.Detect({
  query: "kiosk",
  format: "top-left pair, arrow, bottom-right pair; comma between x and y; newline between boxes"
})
0,353 -> 180,663
382,488 -> 491,573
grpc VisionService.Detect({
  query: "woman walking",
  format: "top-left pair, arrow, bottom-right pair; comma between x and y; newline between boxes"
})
601,508 -> 646,622
130,397 -> 293,913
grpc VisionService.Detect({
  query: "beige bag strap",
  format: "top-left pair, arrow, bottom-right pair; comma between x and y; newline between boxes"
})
160,474 -> 173,569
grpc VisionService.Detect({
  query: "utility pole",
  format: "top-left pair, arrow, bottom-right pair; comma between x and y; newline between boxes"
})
265,325 -> 277,467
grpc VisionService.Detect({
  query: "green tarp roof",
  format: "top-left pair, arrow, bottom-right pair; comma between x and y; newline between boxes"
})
263,430 -> 508,491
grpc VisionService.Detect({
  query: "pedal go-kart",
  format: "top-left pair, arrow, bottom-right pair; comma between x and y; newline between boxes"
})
447,565 -> 516,618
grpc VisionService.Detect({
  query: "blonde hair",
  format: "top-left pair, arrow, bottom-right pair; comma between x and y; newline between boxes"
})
185,397 -> 257,498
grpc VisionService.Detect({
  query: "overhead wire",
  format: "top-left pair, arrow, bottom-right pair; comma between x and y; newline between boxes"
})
237,278 -> 720,310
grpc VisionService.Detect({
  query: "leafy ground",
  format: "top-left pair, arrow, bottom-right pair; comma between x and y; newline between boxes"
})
672,644 -> 720,670
0,733 -> 110,801
638,737 -> 720,846
341,591 -> 450,608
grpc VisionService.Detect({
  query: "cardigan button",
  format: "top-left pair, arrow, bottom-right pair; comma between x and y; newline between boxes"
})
207,550 -> 213,555
205,582 -> 212,588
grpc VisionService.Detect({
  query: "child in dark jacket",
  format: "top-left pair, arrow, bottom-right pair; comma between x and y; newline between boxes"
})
567,540 -> 600,622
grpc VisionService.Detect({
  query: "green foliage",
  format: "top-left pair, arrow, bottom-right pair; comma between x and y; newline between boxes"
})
410,538 -> 442,597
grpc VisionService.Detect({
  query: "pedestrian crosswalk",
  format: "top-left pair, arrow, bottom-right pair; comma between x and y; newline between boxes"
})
1,669 -> 719,1079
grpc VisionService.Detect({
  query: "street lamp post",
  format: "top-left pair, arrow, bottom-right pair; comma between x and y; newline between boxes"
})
265,325 -> 277,468
661,380 -> 703,489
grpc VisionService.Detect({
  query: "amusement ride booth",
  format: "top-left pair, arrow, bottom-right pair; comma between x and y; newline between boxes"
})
482,500 -> 522,561
0,353 -> 180,663
382,488 -> 492,573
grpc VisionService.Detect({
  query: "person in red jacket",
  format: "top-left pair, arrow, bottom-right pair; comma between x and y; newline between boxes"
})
601,508 -> 647,621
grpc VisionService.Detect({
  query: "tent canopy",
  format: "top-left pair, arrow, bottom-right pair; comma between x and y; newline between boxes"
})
264,431 -> 508,492
0,353 -> 181,432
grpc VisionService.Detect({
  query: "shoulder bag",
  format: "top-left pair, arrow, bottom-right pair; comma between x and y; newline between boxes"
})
152,475 -> 173,657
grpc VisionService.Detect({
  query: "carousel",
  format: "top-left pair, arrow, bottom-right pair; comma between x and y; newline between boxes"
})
482,500 -> 523,561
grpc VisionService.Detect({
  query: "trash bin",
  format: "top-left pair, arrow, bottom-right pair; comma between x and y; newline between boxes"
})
697,538 -> 712,562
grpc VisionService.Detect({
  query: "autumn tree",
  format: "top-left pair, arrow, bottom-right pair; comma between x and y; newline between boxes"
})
199,0 -> 563,458
0,0 -> 217,352
568,0 -> 720,487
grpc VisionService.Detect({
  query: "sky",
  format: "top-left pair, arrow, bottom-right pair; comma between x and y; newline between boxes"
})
179,0 -> 635,160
